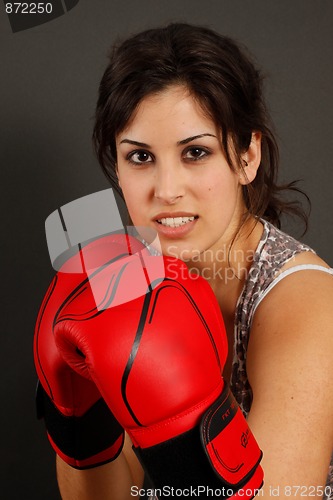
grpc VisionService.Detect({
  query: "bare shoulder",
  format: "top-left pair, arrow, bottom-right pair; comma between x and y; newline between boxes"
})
247,258 -> 333,395
246,257 -> 333,491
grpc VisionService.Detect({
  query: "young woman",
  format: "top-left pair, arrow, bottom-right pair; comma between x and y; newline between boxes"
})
37,23 -> 333,499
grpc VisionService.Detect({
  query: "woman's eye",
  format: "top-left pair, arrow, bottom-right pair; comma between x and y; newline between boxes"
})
183,147 -> 209,160
127,150 -> 153,164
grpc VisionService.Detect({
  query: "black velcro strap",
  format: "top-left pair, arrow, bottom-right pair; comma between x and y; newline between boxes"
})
133,425 -> 236,499
201,385 -> 263,490
36,381 -> 123,461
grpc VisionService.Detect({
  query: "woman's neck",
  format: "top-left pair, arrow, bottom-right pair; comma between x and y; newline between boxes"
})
187,216 -> 263,294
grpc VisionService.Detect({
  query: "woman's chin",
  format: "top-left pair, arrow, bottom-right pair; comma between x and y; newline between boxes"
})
160,242 -> 202,263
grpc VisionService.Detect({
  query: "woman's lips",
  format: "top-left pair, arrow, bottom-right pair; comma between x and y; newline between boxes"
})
153,215 -> 199,238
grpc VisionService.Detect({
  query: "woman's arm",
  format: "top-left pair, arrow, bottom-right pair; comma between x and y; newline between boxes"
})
246,267 -> 333,498
56,434 -> 144,500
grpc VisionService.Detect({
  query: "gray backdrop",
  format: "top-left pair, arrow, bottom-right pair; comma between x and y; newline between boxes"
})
1,1 -> 332,498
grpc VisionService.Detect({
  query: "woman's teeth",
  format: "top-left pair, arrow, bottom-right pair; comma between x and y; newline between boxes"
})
157,216 -> 196,228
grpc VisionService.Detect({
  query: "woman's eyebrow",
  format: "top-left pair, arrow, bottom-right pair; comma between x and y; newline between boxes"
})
119,139 -> 150,147
177,133 -> 217,145
119,133 -> 217,148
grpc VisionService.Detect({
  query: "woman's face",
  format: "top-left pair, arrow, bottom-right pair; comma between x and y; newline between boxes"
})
116,85 -> 248,261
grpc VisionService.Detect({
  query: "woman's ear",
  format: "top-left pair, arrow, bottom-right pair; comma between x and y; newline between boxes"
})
239,132 -> 261,185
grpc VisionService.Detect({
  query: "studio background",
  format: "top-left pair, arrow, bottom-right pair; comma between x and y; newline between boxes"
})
1,1 -> 332,498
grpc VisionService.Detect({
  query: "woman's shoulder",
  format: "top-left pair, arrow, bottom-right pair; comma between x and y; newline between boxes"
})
248,224 -> 333,415
257,218 -> 333,284
249,222 -> 333,367
231,218 -> 333,414
249,219 -> 332,291
246,259 -> 333,495
238,218 -> 333,332
255,219 -> 315,268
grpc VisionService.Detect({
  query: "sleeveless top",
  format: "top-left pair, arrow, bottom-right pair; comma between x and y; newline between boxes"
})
230,219 -> 333,498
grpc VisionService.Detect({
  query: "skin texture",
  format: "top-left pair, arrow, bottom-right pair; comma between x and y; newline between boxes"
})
57,85 -> 333,499
116,86 -> 260,262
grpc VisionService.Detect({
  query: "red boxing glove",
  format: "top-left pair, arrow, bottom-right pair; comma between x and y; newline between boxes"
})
52,238 -> 263,497
34,232 -> 147,469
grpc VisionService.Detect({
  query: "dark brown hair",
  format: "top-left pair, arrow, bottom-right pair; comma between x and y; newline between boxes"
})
93,23 -> 309,230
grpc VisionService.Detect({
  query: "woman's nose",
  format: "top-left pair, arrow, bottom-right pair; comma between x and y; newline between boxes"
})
153,164 -> 185,204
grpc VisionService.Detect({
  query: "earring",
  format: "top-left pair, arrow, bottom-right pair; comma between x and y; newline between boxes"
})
243,159 -> 248,167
